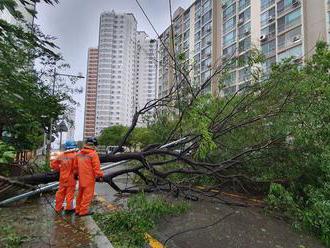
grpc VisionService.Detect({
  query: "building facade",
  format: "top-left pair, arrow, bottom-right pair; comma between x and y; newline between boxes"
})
157,1 -> 222,98
83,48 -> 99,139
134,31 -> 158,115
157,0 -> 330,98
84,11 -> 158,136
95,11 -> 137,135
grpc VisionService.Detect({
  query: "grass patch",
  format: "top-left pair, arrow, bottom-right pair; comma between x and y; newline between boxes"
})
94,193 -> 189,248
0,225 -> 31,248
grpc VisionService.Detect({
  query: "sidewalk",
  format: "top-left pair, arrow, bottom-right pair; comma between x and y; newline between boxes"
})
0,195 -> 112,248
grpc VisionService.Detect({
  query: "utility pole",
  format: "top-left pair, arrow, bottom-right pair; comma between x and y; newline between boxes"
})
45,69 -> 84,163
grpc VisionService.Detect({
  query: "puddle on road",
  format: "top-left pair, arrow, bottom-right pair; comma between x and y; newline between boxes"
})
0,195 -> 95,248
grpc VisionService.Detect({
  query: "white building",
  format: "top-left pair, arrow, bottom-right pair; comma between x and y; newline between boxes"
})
92,11 -> 158,135
95,11 -> 137,135
134,31 -> 158,125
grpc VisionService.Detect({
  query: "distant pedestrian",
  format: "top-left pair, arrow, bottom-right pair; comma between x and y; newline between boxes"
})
50,140 -> 79,213
74,137 -> 104,216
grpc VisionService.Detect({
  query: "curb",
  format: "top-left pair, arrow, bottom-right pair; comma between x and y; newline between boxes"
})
83,215 -> 114,248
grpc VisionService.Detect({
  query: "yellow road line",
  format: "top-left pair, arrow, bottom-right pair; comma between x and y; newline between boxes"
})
145,233 -> 165,248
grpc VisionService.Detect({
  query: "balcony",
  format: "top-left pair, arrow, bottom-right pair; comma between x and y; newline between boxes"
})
277,9 -> 301,34
277,0 -> 301,16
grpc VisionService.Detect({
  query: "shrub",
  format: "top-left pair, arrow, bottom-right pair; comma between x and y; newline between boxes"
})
94,193 -> 188,247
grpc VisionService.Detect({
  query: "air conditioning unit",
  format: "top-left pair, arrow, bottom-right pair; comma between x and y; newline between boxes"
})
292,35 -> 301,42
268,16 -> 274,22
245,29 -> 250,35
259,35 -> 268,42
207,41 -> 211,45
292,0 -> 300,7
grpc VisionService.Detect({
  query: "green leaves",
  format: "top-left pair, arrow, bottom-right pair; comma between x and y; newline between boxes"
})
98,125 -> 129,147
94,194 -> 188,247
0,141 -> 15,164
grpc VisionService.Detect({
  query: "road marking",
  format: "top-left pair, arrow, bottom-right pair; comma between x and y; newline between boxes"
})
145,233 -> 165,248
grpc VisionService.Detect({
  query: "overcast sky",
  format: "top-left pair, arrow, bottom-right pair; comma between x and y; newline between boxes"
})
35,0 -> 192,141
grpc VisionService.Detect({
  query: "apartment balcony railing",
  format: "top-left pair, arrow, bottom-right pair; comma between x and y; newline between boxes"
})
278,19 -> 301,34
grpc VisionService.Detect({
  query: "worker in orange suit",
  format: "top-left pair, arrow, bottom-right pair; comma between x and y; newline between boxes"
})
50,140 -> 79,213
74,137 -> 104,216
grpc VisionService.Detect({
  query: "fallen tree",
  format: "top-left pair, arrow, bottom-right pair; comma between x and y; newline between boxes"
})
14,42 -> 330,197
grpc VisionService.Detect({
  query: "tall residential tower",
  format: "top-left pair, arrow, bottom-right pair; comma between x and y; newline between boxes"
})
157,0 -> 330,98
84,11 -> 157,137
83,48 -> 99,139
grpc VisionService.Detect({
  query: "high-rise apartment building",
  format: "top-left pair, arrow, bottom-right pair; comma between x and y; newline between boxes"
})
157,2 -> 222,98
83,48 -> 99,139
84,11 -> 157,136
221,0 -> 329,94
134,31 -> 158,116
95,11 -> 137,135
157,0 -> 330,98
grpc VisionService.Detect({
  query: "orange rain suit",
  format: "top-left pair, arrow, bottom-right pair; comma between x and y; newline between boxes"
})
74,146 -> 104,215
51,149 -> 78,212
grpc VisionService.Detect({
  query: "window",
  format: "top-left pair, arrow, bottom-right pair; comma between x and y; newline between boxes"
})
223,17 -> 236,34
278,26 -> 301,50
261,0 -> 275,11
203,0 -> 211,13
239,36 -> 251,53
278,45 -> 302,61
261,7 -> 275,27
239,67 -> 251,82
202,10 -> 212,25
201,46 -> 211,59
223,44 -> 236,57
261,23 -> 276,39
202,22 -> 212,37
223,3 -> 236,20
195,31 -> 201,41
239,0 -> 250,11
195,20 -> 201,30
223,71 -> 236,86
201,58 -> 211,71
277,0 -> 300,14
261,39 -> 276,56
223,30 -> 236,47
277,8 -> 301,33
238,22 -> 251,39
201,33 -> 211,48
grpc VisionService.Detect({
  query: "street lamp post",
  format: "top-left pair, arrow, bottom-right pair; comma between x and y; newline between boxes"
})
45,69 -> 84,163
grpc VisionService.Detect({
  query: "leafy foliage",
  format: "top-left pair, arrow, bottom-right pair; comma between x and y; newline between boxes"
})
98,125 -> 129,147
0,3 -> 79,151
94,193 -> 188,247
0,140 -> 15,164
